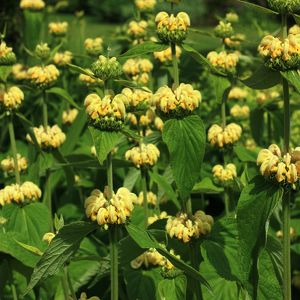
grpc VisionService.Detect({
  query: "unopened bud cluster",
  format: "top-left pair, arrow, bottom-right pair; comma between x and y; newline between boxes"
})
154,46 -> 182,63
230,104 -> 250,119
207,51 -> 239,73
214,21 -> 234,39
53,51 -> 73,66
125,143 -> 160,168
27,64 -> 59,88
62,108 -> 78,125
212,163 -> 237,183
258,34 -> 300,70
267,0 -> 300,13
84,38 -> 103,56
35,43 -> 50,60
208,123 -> 242,148
127,20 -> 148,39
20,0 -> 45,10
225,12 -> 239,23
26,125 -> 66,149
48,22 -> 68,36
135,0 -> 156,11
0,42 -> 16,65
153,83 -> 201,117
123,58 -> 153,84
0,182 -> 41,206
84,93 -> 126,131
1,154 -> 28,175
257,144 -> 300,187
85,187 -> 137,226
121,87 -> 152,111
91,55 -> 122,81
0,86 -> 24,110
166,211 -> 214,243
155,12 -> 190,44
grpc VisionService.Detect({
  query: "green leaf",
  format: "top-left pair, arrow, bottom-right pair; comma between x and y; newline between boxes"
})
25,221 -> 98,294
88,127 -> 122,164
0,66 -> 12,82
149,170 -> 180,209
162,115 -> 206,199
114,80 -> 150,91
193,177 -> 224,194
293,14 -> 300,25
250,108 -> 265,145
238,0 -> 279,15
23,10 -> 43,50
123,168 -> 140,191
46,87 -> 81,110
157,274 -> 187,300
237,176 -> 283,298
182,44 -> 225,76
121,127 -> 141,141
15,240 -> 44,256
119,41 -> 168,59
281,70 -> 300,93
67,63 -> 97,78
241,65 -> 281,89
234,145 -> 258,163
211,75 -> 231,104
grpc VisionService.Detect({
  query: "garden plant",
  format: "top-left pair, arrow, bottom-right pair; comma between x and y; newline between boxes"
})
1,0 -> 300,299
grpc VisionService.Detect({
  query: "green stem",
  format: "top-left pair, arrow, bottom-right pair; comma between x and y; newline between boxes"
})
65,266 -> 77,300
185,197 -> 193,218
109,226 -> 119,300
283,78 -> 290,154
45,170 -> 54,232
221,100 -> 226,129
61,269 -> 70,300
171,42 -> 179,88
107,152 -> 113,199
8,114 -> 21,185
267,112 -> 272,144
141,167 -> 148,227
224,189 -> 229,216
11,284 -> 18,300
190,243 -> 203,300
42,90 -> 48,131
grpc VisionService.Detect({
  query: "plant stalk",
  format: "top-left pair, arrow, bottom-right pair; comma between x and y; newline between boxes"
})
190,243 -> 203,300
171,42 -> 179,88
8,114 -> 21,185
42,90 -> 48,131
109,226 -> 118,300
221,100 -> 226,129
65,266 -> 77,300
11,283 -> 18,300
61,268 -> 70,300
141,167 -> 148,227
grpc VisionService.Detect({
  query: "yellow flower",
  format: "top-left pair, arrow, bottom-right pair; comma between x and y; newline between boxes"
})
84,187 -> 137,226
0,86 -> 24,109
11,64 -> 28,80
135,191 -> 157,205
0,181 -> 41,206
27,64 -> 60,88
212,163 -> 237,183
135,0 -> 156,11
42,232 -> 56,244
1,154 -> 28,174
79,70 -> 102,86
62,108 -> 78,125
154,116 -> 164,131
20,0 -> 45,10
84,38 -> 103,56
166,211 -> 213,243
256,89 -> 280,105
125,143 -> 160,168
154,46 -> 181,63
207,51 -> 239,72
26,125 -> 66,149
127,20 -> 148,38
123,58 -> 153,76
48,22 -> 68,36
120,87 -> 152,109
53,51 -> 73,66
0,41 -> 16,65
289,25 -> 300,35
208,123 -> 242,148
276,227 -> 296,238
230,104 -> 250,119
228,87 -> 248,100
148,211 -> 169,225
225,12 -> 239,23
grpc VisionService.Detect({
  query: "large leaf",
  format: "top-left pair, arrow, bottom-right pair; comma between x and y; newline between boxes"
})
237,176 -> 283,298
23,10 -> 43,50
193,177 -> 224,194
88,127 -> 122,164
250,108 -> 265,146
211,75 -> 231,104
242,65 -> 281,89
119,41 -> 168,59
46,87 -> 81,109
234,145 -> 257,163
162,115 -> 206,199
238,0 -> 279,15
157,274 -> 187,300
25,221 -> 98,294
281,70 -> 300,93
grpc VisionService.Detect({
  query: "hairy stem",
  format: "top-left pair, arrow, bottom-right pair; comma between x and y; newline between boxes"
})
171,42 -> 179,88
8,114 -> 21,185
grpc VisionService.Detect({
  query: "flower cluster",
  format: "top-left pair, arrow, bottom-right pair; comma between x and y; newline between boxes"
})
35,43 -> 50,60
230,104 -> 250,119
153,83 -> 201,116
257,144 -> 300,187
135,191 -> 157,206
290,25 -> 300,35
208,123 -> 242,148
84,38 -> 103,56
212,163 -> 237,183
127,20 -> 148,38
78,292 -> 100,300
26,125 -> 66,149
62,108 -> 78,125
1,154 -> 28,175
228,87 -> 248,100
79,71 -> 102,86
267,0 -> 300,13
125,143 -> 160,168
84,93 -> 126,131
123,58 -> 153,84
121,87 -> 152,110
154,46 -> 182,63
84,187 -> 137,226
256,89 -> 280,105
48,22 -> 68,36
27,64 -> 59,88
91,56 -> 122,81
155,12 -> 190,44
0,41 -> 16,65
20,0 -> 45,10
214,21 -> 234,39
207,51 -> 239,73
12,64 -> 28,81
0,182 -> 41,206
53,51 -> 73,66
148,211 -> 169,225
127,108 -> 155,128
135,0 -> 156,11
166,211 -> 214,243
258,34 -> 300,70
0,86 -> 24,110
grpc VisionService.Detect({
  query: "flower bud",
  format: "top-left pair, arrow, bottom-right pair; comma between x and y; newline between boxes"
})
42,232 -> 55,244
214,21 -> 234,39
267,0 -> 300,13
91,55 -> 122,81
0,86 -> 24,110
35,43 -> 50,60
225,12 -> 239,23
0,41 -> 16,65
